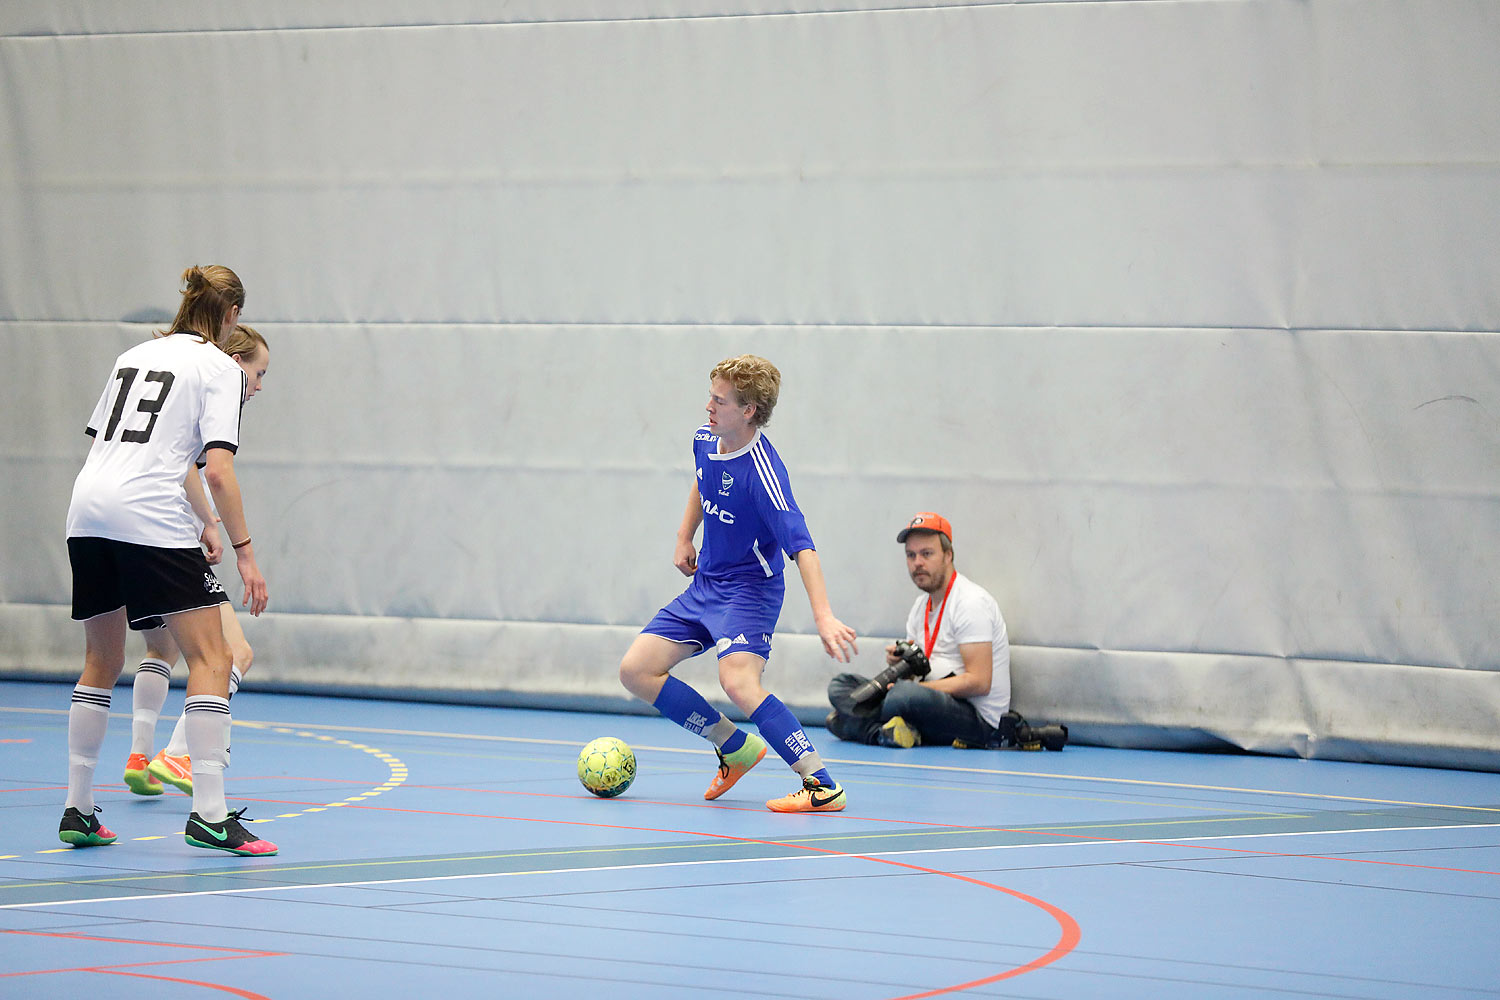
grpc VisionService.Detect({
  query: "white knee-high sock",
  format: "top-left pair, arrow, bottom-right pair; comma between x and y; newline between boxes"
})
184,695 -> 231,822
164,666 -> 241,758
164,711 -> 188,756
130,658 -> 172,756
66,684 -> 112,812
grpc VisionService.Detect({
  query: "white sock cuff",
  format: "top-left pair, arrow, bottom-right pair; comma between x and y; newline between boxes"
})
71,685 -> 112,712
184,694 -> 231,713
137,658 -> 173,678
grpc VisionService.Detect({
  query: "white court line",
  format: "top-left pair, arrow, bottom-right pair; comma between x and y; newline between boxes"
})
6,704 -> 1497,813
6,821 -> 1499,911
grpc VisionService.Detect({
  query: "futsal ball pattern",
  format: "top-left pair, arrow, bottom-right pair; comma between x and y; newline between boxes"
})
578,737 -> 637,798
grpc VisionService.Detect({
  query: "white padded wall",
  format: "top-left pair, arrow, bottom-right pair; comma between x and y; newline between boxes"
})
3,0 -> 1498,766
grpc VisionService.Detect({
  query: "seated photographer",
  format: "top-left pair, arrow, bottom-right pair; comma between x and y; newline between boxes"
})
826,513 -> 1010,748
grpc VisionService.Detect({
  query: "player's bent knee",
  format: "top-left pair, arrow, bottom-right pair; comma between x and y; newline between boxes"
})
618,656 -> 661,699
717,657 -> 767,713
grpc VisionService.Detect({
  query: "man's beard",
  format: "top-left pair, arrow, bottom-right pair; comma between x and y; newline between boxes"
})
910,568 -> 946,594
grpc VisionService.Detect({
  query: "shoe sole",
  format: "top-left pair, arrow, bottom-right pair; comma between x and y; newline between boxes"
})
704,744 -> 768,801
123,769 -> 164,796
59,830 -> 116,847
148,759 -> 194,794
185,834 -> 278,857
766,789 -> 847,814
766,800 -> 846,813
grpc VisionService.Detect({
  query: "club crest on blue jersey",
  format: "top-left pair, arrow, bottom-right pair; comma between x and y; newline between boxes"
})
689,425 -> 813,580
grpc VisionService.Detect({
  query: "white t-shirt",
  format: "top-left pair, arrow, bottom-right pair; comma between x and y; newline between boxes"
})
66,333 -> 243,548
904,572 -> 1011,727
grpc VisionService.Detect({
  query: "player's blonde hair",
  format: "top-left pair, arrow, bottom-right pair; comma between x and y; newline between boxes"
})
219,324 -> 268,362
164,265 -> 245,343
710,354 -> 781,427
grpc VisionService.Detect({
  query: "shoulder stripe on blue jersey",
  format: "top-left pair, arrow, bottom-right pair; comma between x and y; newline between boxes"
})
750,440 -> 790,511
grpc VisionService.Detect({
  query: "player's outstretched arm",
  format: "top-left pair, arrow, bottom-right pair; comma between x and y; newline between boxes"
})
202,448 -> 268,616
793,548 -> 858,662
674,484 -> 705,576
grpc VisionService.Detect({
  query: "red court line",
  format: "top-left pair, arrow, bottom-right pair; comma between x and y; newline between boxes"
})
1,929 -> 282,998
229,787 -> 1500,878
273,799 -> 1080,996
1,928 -> 276,956
96,968 -> 272,998
1044,828 -> 1500,877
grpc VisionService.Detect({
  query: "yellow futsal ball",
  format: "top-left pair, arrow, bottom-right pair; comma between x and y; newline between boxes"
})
577,737 -> 637,798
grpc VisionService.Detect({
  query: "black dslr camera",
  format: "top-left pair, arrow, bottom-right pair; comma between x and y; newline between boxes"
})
848,639 -> 932,716
997,710 -> 1069,752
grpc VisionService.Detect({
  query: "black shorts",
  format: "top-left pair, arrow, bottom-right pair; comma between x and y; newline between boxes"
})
68,536 -> 229,630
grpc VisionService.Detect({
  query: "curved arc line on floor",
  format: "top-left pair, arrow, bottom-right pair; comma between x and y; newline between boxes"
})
0,928 -> 282,998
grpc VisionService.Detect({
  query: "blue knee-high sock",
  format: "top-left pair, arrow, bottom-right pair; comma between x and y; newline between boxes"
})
750,695 -> 833,786
652,676 -> 724,739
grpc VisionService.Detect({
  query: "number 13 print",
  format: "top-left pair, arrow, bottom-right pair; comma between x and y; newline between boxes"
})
103,367 -> 175,442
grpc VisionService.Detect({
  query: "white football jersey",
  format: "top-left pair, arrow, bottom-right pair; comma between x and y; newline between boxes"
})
66,333 -> 244,547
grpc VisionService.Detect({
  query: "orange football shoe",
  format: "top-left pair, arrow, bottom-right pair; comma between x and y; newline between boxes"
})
766,777 -> 846,813
148,750 -> 193,794
705,733 -> 768,800
123,752 -> 163,795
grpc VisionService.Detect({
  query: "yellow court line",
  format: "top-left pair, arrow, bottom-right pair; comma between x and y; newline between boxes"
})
10,719 -> 408,854
843,776 -> 1265,814
772,814 -> 1307,847
0,840 -> 773,892
241,716 -> 1500,815
5,705 -> 1495,814
11,819 -> 1500,905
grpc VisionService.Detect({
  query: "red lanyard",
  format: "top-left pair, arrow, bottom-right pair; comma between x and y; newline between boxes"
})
923,571 -> 957,659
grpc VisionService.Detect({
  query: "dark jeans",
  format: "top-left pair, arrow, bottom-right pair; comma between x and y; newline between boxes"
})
826,673 -> 995,747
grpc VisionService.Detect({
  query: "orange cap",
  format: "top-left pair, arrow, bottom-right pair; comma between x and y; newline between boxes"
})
897,512 -> 953,544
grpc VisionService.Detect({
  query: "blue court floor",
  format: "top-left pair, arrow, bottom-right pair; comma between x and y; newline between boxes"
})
3,679 -> 1499,999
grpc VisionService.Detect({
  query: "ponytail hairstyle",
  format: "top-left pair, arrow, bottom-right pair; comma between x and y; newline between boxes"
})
163,265 -> 245,343
218,323 -> 268,363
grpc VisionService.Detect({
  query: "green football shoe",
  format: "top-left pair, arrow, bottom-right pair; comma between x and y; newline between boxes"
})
705,732 -> 768,800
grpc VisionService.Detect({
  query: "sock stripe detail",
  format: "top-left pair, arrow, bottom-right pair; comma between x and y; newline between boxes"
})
70,690 -> 112,710
137,659 -> 173,678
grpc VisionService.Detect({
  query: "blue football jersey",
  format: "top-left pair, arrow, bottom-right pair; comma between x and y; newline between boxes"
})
692,424 -> 815,581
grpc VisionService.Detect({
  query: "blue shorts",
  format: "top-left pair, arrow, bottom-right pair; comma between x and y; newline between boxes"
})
642,573 -> 785,661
